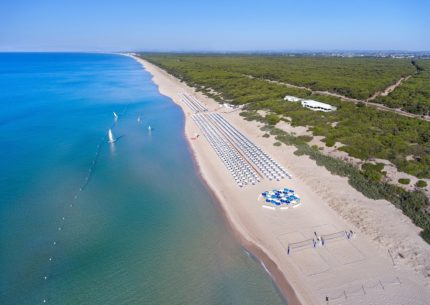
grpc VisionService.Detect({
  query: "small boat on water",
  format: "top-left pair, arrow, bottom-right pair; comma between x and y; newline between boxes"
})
108,129 -> 116,143
113,112 -> 118,121
137,115 -> 141,123
148,125 -> 152,131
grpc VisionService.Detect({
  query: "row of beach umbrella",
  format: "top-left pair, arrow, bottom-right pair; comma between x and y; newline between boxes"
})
181,94 -> 208,113
207,113 -> 291,181
193,114 -> 259,187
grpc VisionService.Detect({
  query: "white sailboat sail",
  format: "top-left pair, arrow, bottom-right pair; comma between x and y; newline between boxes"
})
148,125 -> 152,131
108,129 -> 116,143
113,112 -> 118,121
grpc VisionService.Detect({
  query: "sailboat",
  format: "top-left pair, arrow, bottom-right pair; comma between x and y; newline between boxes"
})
148,125 -> 152,131
137,115 -> 141,123
113,112 -> 118,121
108,129 -> 116,143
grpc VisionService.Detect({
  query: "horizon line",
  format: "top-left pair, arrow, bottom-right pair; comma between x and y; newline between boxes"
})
1,49 -> 430,54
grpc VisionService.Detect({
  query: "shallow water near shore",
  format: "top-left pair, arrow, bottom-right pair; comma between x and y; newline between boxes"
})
0,53 -> 285,305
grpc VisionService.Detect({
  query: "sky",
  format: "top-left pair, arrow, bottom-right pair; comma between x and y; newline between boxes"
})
1,0 -> 429,52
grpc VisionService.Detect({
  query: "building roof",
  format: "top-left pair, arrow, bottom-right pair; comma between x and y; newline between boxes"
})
283,95 -> 336,111
301,99 -> 336,110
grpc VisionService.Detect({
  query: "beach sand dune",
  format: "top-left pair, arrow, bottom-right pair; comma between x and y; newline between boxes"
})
129,54 -> 430,305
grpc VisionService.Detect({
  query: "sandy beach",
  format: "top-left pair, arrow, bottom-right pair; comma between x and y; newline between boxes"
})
129,54 -> 430,305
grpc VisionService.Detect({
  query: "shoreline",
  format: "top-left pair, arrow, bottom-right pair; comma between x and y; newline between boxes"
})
128,53 -> 430,305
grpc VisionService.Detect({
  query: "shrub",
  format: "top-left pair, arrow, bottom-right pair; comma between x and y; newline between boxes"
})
262,133 -> 270,138
240,110 -> 264,122
298,135 -> 313,143
416,180 -> 428,188
325,137 -> 336,147
274,142 -> 282,146
338,146 -> 368,160
398,178 -> 410,185
361,163 -> 385,182
266,113 -> 281,125
421,229 -> 430,244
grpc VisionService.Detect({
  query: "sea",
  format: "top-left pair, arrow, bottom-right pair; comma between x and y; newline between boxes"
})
0,53 -> 286,305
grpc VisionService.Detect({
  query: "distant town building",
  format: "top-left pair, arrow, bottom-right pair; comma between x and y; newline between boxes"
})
283,95 -> 336,112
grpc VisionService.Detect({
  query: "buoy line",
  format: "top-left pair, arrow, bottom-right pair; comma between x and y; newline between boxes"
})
41,107 -> 129,304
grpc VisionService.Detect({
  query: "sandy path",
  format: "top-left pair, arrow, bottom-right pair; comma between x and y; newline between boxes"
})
367,75 -> 411,99
128,54 -> 430,305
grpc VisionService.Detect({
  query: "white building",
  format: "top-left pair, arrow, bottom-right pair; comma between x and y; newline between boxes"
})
283,95 -> 336,112
284,95 -> 301,102
301,100 -> 337,112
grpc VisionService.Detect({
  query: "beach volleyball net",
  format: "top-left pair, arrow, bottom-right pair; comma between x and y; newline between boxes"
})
320,231 -> 348,245
287,238 -> 316,254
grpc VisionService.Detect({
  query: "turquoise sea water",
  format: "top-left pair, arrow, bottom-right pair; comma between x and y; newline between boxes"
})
0,53 -> 285,305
